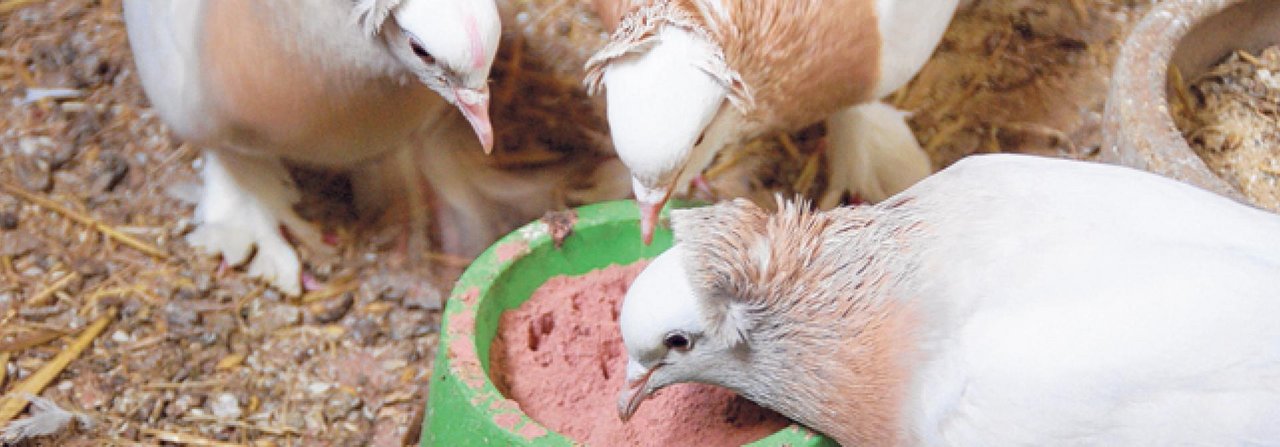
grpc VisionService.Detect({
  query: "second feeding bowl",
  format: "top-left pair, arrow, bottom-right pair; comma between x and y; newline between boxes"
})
1101,0 -> 1280,205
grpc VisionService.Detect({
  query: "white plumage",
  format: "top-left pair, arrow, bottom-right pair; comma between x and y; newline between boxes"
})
902,155 -> 1280,445
123,0 -> 500,295
619,154 -> 1280,446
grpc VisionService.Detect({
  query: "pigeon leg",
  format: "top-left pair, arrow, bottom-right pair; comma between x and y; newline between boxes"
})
690,174 -> 716,201
390,147 -> 434,264
185,149 -> 322,296
819,101 -> 933,209
351,146 -> 437,267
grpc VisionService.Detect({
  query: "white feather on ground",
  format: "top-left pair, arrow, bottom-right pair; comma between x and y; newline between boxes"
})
0,394 -> 92,444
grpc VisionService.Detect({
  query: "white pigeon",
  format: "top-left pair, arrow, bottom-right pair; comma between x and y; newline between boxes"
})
123,0 -> 501,294
585,0 -> 960,243
619,154 -> 1280,446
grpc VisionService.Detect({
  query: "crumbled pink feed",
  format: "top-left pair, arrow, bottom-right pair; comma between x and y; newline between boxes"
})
490,262 -> 789,446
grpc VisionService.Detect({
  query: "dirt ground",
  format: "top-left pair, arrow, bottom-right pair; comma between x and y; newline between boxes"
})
0,0 -> 1153,446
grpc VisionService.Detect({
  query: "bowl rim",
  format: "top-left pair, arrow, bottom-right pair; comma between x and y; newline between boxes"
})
422,200 -> 832,446
1100,0 -> 1259,202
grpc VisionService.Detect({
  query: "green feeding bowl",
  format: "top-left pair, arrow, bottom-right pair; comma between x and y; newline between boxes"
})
421,200 -> 835,446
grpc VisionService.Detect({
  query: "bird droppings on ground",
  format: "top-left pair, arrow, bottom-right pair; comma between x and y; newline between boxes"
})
0,0 -> 1159,445
489,262 -> 789,446
1174,45 -> 1280,212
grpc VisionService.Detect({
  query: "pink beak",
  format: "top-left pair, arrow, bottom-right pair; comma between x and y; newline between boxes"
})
454,86 -> 494,154
617,365 -> 658,422
632,177 -> 672,246
639,199 -> 664,246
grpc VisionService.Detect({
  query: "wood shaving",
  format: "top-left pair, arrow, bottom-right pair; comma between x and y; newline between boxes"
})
1175,46 -> 1280,212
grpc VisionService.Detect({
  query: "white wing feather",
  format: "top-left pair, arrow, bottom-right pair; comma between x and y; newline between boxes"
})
903,155 -> 1280,445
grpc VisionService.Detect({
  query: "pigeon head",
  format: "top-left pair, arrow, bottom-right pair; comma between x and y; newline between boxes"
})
617,199 -> 779,421
617,244 -> 726,421
617,197 -> 925,444
587,5 -> 748,245
357,0 -> 501,153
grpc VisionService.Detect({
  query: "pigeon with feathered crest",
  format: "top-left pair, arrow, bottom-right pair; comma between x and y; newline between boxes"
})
123,0 -> 501,294
585,0 -> 960,244
619,154 -> 1280,445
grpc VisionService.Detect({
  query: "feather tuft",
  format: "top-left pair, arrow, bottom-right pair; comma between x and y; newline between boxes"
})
670,195 -> 909,348
583,0 -> 754,111
350,0 -> 403,37
670,198 -> 769,346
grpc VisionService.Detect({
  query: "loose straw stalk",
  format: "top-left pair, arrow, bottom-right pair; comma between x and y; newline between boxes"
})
27,272 -> 78,307
140,428 -> 248,447
0,0 -> 41,15
1,183 -> 169,260
0,352 -> 9,387
0,307 -> 117,424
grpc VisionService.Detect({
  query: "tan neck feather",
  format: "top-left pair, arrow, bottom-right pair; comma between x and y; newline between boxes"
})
592,0 -> 702,33
755,205 -> 921,446
708,0 -> 883,130
676,197 -> 925,446
592,0 -> 643,32
590,0 -> 883,134
584,0 -> 748,109
780,299 -> 919,446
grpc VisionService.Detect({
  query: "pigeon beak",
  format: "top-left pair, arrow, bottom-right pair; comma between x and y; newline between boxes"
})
454,86 -> 494,154
633,177 -> 671,246
617,361 -> 659,422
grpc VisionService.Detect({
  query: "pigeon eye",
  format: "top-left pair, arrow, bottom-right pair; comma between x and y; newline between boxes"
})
694,132 -> 706,146
409,39 -> 436,65
663,332 -> 692,351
